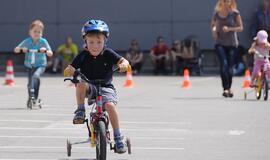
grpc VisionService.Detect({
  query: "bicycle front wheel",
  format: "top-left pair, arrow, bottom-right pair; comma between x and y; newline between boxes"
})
255,77 -> 262,100
96,121 -> 107,160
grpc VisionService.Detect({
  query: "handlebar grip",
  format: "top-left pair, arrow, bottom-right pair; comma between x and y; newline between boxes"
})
113,67 -> 120,72
64,78 -> 72,82
19,49 -> 27,53
128,64 -> 132,71
63,69 -> 71,77
20,48 -> 47,53
36,49 -> 47,53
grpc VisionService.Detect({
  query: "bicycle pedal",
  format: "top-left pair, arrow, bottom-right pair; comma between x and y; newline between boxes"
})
110,143 -> 116,152
73,118 -> 85,124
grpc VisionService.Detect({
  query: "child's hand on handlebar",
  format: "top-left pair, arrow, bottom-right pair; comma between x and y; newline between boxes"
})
118,59 -> 130,72
63,65 -> 75,77
39,47 -> 47,53
14,47 -> 21,53
21,47 -> 28,53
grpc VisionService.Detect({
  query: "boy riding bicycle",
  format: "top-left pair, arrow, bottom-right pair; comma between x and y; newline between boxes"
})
14,20 -> 53,105
64,19 -> 129,153
248,30 -> 270,87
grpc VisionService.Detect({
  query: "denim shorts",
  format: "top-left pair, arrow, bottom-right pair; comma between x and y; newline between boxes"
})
88,84 -> 118,106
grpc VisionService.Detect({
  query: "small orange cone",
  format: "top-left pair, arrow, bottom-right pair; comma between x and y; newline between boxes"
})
123,65 -> 134,88
4,60 -> 15,86
181,69 -> 191,89
242,69 -> 251,88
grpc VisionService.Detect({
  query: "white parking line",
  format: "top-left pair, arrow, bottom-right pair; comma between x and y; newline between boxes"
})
0,113 -> 72,116
134,147 -> 184,150
1,159 -> 55,160
0,119 -> 191,125
0,127 -> 188,132
0,159 -> 55,160
0,146 -> 184,150
0,135 -> 185,140
171,77 -> 215,85
228,130 -> 245,136
0,119 -> 56,123
122,121 -> 191,125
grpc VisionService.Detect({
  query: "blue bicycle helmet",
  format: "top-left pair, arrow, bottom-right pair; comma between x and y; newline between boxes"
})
81,19 -> 109,38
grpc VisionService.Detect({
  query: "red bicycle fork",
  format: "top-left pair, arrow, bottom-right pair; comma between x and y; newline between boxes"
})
96,95 -> 103,113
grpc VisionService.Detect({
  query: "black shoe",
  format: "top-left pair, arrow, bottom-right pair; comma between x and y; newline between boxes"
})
228,92 -> 234,98
222,91 -> 229,98
73,108 -> 85,124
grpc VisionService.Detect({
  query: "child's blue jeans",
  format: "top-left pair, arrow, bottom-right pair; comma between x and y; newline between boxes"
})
27,67 -> 45,99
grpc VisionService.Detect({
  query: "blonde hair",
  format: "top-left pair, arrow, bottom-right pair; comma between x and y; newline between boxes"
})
85,31 -> 105,40
29,20 -> 44,31
215,0 -> 237,12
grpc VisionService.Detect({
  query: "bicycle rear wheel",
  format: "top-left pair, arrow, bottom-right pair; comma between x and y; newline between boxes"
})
27,98 -> 33,109
96,121 -> 107,160
263,77 -> 268,101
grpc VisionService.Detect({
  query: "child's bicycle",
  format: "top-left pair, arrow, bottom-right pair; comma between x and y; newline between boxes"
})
64,68 -> 131,159
244,53 -> 269,101
21,48 -> 45,109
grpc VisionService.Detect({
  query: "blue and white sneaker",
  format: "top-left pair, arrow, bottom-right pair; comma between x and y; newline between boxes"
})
114,135 -> 127,154
73,108 -> 85,124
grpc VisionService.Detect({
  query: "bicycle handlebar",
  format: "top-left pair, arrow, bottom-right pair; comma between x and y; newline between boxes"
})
254,50 -> 269,59
20,48 -> 47,53
64,67 -> 120,84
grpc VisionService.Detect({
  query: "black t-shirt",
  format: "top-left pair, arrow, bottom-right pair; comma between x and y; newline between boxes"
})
71,48 -> 122,88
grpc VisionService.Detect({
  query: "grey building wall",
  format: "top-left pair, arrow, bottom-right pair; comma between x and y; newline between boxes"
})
0,0 -> 261,51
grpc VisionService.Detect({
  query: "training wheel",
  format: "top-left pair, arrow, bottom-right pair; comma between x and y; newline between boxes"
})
126,137 -> 131,154
67,139 -> 72,157
27,99 -> 32,109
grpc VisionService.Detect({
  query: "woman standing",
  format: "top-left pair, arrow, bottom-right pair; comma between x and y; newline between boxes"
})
211,0 -> 243,97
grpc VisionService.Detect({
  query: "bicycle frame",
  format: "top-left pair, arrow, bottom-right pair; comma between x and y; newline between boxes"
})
245,56 -> 269,100
64,70 -> 114,146
86,85 -> 111,147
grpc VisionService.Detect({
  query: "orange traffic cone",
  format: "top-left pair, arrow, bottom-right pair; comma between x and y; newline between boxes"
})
242,69 -> 251,88
123,66 -> 134,88
4,60 -> 15,86
181,69 -> 191,89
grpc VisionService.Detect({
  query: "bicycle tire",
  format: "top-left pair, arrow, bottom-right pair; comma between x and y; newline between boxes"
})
27,99 -> 33,109
66,139 -> 72,157
263,77 -> 268,101
27,98 -> 31,109
96,121 -> 107,160
126,137 -> 132,154
255,77 -> 262,100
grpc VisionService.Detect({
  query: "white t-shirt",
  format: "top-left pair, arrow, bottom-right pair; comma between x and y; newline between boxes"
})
254,45 -> 270,61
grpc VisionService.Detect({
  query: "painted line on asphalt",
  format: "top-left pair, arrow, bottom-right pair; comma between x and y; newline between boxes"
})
122,121 -> 191,125
0,146 -> 184,150
171,77 -> 215,85
0,135 -> 185,140
0,127 -> 188,132
0,113 -> 72,116
0,119 -> 191,125
228,130 -> 245,136
0,159 -> 55,160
